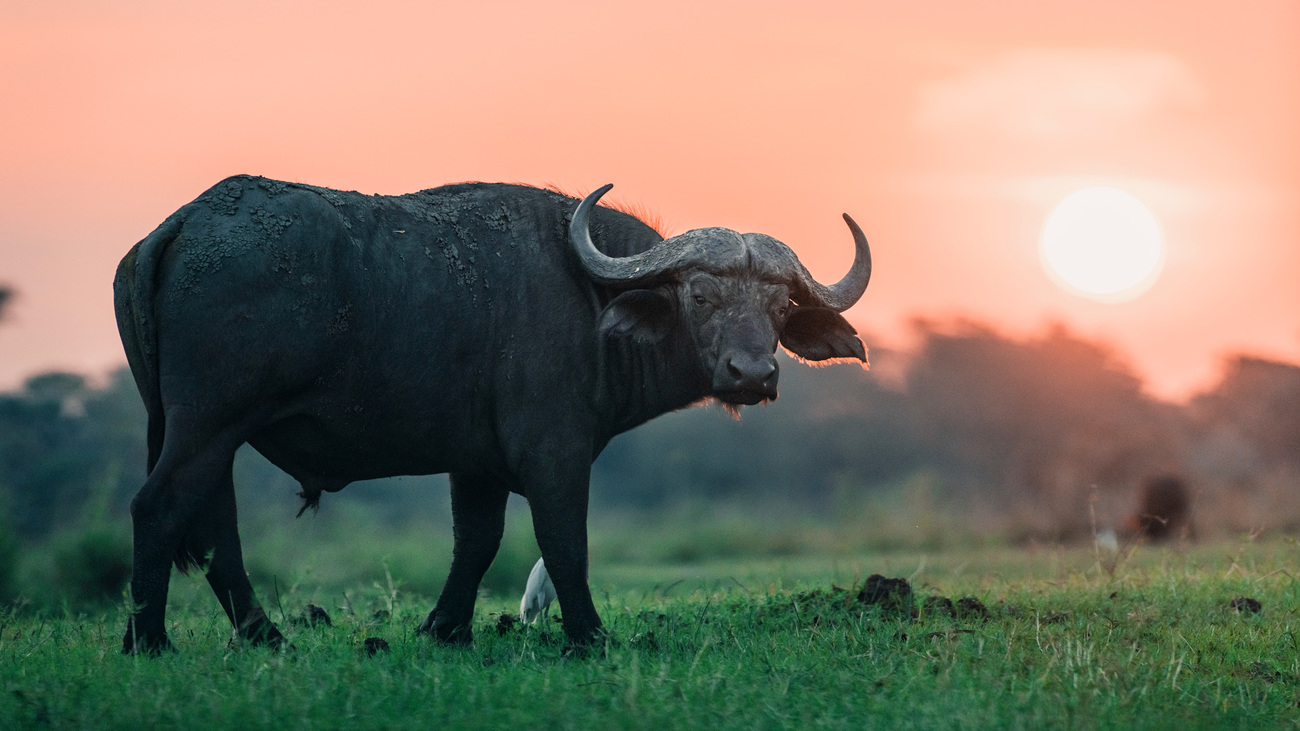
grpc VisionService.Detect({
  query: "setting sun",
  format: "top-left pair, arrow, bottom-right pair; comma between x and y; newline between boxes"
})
1040,187 -> 1165,303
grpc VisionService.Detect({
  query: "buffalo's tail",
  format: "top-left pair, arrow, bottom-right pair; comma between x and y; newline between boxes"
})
114,214 -> 182,475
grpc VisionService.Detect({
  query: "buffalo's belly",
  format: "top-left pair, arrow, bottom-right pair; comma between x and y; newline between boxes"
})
247,409 -> 496,485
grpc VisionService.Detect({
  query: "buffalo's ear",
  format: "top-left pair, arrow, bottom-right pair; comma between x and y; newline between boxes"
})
780,306 -> 867,363
598,289 -> 676,343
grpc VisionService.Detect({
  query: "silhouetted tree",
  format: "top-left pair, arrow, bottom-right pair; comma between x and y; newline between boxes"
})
0,370 -> 147,537
1192,356 -> 1300,470
902,320 -> 1177,537
592,348 -> 925,510
6,318 -> 1300,546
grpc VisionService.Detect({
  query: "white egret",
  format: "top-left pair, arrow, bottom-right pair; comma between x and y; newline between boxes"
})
520,557 -> 556,624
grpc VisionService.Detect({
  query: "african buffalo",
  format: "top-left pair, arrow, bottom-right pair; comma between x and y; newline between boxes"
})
113,175 -> 871,653
1131,473 -> 1192,541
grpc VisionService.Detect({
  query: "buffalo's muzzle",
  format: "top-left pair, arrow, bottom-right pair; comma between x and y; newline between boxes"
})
714,352 -> 779,404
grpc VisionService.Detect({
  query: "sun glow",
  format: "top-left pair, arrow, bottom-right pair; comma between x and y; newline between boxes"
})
1040,187 -> 1165,303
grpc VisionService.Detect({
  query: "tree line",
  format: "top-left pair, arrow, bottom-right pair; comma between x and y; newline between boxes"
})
2,313 -> 1299,547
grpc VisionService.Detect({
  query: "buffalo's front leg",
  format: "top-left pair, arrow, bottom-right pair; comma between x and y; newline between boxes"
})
524,456 -> 603,648
418,473 -> 508,644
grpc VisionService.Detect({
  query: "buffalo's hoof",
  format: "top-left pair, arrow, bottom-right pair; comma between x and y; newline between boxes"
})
561,625 -> 609,658
416,610 -> 473,645
245,625 -> 290,648
229,637 -> 297,653
561,642 -> 601,659
237,608 -> 289,649
121,629 -> 174,656
229,632 -> 294,653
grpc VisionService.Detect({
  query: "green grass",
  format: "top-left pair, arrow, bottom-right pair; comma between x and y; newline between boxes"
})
4,536 -> 1300,729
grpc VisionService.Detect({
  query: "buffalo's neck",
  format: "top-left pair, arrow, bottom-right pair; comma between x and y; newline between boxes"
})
597,332 -> 711,438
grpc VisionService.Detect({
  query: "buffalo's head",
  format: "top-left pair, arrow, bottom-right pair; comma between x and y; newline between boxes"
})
571,185 -> 871,405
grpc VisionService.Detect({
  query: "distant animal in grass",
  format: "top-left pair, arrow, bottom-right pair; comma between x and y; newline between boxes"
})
1125,473 -> 1192,542
520,557 -> 557,624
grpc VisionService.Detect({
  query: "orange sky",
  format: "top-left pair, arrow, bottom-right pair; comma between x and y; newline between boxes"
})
1,0 -> 1297,400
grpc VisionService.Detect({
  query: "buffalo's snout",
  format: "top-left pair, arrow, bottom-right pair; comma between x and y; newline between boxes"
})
714,351 -> 778,404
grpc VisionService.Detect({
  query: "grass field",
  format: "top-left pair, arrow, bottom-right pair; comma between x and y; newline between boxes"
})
3,527 -> 1299,729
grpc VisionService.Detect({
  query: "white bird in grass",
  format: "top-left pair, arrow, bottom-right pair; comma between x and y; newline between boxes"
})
520,557 -> 556,624
1096,527 -> 1119,554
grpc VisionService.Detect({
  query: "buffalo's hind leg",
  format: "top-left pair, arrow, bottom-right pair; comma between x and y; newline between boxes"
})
123,466 -> 177,656
418,473 -> 509,644
183,462 -> 287,649
122,437 -> 233,655
122,419 -> 283,654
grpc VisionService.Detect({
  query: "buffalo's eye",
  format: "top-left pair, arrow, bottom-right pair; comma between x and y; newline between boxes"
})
693,294 -> 708,307
777,302 -> 791,317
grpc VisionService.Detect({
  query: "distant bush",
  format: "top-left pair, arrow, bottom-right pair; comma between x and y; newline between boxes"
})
53,524 -> 132,606
5,320 -> 1300,569
0,526 -> 15,602
0,490 -> 17,602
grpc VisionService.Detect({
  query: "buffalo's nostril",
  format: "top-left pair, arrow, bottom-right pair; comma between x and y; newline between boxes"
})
725,354 -> 777,385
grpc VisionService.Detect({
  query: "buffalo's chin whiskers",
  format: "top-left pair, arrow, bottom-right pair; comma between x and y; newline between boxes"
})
708,398 -> 744,420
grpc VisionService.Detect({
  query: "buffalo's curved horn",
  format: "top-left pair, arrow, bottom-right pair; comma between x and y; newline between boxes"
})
570,184 -> 684,286
794,214 -> 871,312
569,184 -> 618,280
